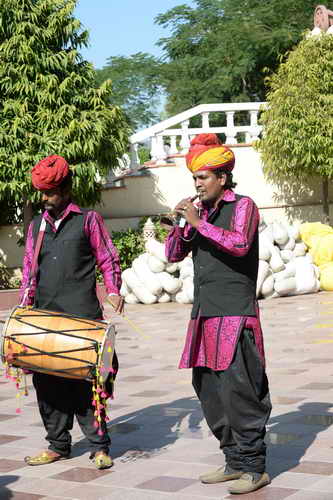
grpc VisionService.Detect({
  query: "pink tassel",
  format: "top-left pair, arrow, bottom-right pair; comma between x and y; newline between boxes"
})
92,400 -> 96,406
93,420 -> 99,428
101,392 -> 108,398
98,429 -> 104,436
16,408 -> 21,414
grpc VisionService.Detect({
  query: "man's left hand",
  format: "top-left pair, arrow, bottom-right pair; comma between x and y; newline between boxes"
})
107,295 -> 125,314
175,200 -> 201,228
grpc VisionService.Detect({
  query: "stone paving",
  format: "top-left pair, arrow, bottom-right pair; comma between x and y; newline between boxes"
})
1,293 -> 333,498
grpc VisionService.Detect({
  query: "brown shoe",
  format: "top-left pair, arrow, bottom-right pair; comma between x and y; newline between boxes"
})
200,465 -> 243,484
24,450 -> 68,466
228,472 -> 271,494
94,451 -> 113,470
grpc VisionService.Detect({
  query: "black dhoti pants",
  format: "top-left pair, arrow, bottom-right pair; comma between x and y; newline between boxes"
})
192,328 -> 271,473
33,373 -> 111,457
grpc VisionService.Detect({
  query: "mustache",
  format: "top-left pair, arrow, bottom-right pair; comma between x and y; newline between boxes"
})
42,202 -> 56,209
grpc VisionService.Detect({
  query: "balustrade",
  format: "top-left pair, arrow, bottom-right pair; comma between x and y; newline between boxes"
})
128,102 -> 265,170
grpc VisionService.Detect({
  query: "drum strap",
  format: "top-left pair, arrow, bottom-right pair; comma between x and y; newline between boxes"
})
30,218 -> 47,281
21,218 -> 46,306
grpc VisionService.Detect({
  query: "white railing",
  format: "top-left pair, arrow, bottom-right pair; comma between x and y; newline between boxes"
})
128,102 -> 266,169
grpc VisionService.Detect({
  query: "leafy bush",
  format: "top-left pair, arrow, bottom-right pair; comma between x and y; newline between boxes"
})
96,217 -> 169,282
9,268 -> 23,289
111,228 -> 145,270
0,261 -> 11,289
96,227 -> 144,282
138,146 -> 150,165
0,264 -> 22,290
258,33 -> 333,223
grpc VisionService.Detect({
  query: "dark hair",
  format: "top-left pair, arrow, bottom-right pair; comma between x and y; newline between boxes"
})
58,171 -> 73,193
213,167 -> 237,189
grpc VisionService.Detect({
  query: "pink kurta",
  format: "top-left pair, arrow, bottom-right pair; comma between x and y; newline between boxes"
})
165,190 -> 265,371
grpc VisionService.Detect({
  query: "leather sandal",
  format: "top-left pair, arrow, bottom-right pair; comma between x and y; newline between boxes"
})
94,451 -> 113,469
24,450 -> 68,466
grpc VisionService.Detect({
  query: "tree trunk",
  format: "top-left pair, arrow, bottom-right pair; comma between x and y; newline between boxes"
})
322,177 -> 330,225
23,198 -> 33,242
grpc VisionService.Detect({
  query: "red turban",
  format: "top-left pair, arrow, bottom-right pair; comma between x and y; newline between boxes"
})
186,133 -> 235,173
31,155 -> 70,191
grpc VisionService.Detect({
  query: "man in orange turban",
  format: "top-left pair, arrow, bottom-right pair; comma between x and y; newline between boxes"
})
185,133 -> 235,173
165,134 -> 271,495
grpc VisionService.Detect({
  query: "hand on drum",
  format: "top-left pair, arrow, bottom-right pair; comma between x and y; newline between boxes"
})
107,295 -> 125,314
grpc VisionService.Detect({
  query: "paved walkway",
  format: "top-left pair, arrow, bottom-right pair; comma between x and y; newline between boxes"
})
1,293 -> 333,499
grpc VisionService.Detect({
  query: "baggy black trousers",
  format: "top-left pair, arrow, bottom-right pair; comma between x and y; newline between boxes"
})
192,328 -> 271,473
32,373 -> 111,457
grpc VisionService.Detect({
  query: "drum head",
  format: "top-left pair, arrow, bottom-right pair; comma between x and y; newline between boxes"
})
0,306 -> 19,364
99,324 -> 116,383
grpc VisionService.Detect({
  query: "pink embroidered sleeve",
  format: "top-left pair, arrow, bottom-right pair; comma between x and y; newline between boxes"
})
196,197 -> 259,257
19,222 -> 36,305
165,225 -> 194,262
84,211 -> 122,295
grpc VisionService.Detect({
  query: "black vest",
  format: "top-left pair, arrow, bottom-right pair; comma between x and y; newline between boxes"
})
32,211 -> 102,319
191,194 -> 258,319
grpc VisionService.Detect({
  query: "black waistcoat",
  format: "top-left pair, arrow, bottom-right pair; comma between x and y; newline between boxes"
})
32,211 -> 102,319
191,194 -> 258,319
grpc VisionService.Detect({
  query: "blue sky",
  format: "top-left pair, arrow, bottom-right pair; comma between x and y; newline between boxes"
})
74,0 -> 194,69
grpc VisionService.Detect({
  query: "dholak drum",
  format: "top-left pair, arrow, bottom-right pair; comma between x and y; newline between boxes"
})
1,306 -> 115,382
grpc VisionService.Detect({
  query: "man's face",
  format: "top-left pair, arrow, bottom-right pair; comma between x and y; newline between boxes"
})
41,187 -> 68,215
193,169 -> 226,203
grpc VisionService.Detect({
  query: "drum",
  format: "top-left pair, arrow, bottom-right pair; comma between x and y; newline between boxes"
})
0,306 -> 115,382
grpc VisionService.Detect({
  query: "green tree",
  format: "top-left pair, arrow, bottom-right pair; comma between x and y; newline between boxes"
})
156,0 -> 315,119
258,33 -> 333,224
0,0 -> 129,232
95,52 -> 163,131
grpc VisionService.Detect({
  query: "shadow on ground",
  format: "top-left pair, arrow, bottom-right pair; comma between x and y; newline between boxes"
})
267,402 -> 333,478
0,476 -> 20,500
72,399 -> 333,477
72,396 -> 203,460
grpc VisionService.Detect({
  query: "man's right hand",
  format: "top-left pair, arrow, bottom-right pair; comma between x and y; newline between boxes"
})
107,295 -> 125,314
174,198 -> 193,215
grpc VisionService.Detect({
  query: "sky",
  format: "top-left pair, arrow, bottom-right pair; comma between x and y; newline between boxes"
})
74,0 -> 194,69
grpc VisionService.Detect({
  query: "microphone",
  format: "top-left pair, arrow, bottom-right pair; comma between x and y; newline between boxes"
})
177,194 -> 199,227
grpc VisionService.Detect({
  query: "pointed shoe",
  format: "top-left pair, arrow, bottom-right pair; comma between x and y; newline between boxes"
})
228,472 -> 271,494
200,465 -> 243,484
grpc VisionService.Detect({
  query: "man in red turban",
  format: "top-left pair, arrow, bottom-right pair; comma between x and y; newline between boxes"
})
31,155 -> 70,191
165,134 -> 271,495
19,155 -> 124,469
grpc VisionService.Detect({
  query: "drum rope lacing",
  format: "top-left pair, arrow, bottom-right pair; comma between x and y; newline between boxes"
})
3,307 -> 149,435
4,313 -> 101,369
3,307 -> 116,433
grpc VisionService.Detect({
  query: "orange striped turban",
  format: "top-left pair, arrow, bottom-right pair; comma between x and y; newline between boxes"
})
186,133 -> 235,173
